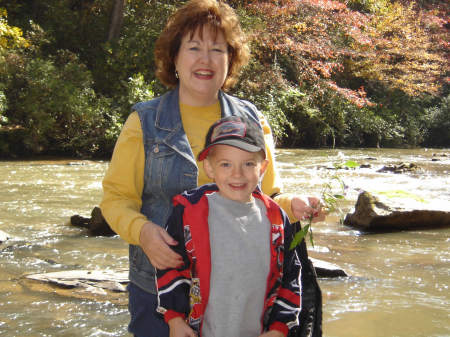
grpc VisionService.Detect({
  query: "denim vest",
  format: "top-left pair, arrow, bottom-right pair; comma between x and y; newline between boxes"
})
130,87 -> 261,293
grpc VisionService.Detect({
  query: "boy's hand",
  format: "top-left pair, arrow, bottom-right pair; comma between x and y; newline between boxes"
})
168,317 -> 197,337
259,330 -> 285,337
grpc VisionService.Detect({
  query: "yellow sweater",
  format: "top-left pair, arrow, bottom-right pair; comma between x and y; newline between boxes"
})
100,103 -> 294,245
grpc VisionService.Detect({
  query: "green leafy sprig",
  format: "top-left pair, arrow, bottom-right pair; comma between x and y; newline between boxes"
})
289,170 -> 349,250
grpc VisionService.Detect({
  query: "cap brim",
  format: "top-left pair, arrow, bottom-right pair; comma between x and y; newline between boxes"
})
198,139 -> 264,161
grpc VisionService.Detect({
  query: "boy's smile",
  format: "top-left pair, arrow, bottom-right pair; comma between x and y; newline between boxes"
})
203,144 -> 268,203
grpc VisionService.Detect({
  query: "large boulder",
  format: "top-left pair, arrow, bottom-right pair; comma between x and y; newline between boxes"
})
344,191 -> 450,231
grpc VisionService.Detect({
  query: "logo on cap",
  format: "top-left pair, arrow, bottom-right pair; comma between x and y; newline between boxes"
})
210,120 -> 247,143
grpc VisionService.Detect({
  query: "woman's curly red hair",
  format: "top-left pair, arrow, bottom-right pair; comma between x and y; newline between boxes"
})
154,0 -> 249,90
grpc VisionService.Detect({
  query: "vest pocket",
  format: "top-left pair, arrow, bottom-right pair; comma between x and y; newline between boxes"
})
145,142 -> 181,197
144,141 -> 197,200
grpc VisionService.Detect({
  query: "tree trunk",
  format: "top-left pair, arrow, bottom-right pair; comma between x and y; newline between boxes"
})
107,0 -> 125,42
31,0 -> 39,21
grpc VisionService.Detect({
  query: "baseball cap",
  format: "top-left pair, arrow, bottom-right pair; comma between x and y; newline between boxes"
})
198,115 -> 266,161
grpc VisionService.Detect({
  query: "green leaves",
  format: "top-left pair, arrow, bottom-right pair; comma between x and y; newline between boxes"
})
333,160 -> 359,169
290,223 -> 312,250
290,173 -> 347,250
0,9 -> 29,50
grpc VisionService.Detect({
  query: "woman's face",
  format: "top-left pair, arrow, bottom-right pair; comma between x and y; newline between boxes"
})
175,25 -> 229,106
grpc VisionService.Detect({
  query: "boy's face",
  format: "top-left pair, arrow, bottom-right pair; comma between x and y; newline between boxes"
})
203,144 -> 268,203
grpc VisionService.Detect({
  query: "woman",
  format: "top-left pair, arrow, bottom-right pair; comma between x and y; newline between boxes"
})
101,0 -> 324,336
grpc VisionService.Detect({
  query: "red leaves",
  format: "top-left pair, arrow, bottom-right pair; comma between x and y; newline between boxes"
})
301,0 -> 347,11
245,0 -> 374,105
327,82 -> 375,107
241,0 -> 448,103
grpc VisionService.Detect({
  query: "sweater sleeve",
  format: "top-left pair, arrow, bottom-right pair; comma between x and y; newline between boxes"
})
273,193 -> 296,223
259,112 -> 282,197
156,204 -> 192,322
269,212 -> 302,335
258,113 -> 296,222
100,112 -> 147,245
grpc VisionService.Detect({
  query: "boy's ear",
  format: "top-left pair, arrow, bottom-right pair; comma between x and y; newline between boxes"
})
203,158 -> 215,180
259,159 -> 269,176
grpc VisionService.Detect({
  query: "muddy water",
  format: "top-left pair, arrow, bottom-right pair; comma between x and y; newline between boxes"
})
0,148 -> 449,337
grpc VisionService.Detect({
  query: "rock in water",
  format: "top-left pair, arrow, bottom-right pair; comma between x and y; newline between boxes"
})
0,229 -> 10,243
22,269 -> 129,305
310,257 -> 347,277
25,269 -> 128,290
344,191 -> 450,231
89,207 -> 116,236
377,162 -> 419,174
70,207 -> 116,236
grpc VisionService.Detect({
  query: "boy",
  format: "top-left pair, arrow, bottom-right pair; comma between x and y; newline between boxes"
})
156,116 -> 301,337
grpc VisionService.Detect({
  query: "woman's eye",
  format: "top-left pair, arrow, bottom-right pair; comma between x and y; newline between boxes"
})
245,162 -> 256,167
220,162 -> 230,168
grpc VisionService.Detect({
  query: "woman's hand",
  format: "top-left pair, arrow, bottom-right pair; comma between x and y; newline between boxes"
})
139,222 -> 183,269
168,317 -> 197,337
291,195 -> 326,223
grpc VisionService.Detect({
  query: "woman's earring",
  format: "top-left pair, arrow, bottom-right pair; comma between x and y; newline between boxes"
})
175,70 -> 179,79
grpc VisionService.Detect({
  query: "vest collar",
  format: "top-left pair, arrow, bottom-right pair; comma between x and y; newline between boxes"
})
154,87 -> 182,132
154,87 -> 240,132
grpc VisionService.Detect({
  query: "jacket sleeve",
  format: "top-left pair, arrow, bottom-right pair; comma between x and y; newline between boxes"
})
156,203 -> 192,323
268,211 -> 302,336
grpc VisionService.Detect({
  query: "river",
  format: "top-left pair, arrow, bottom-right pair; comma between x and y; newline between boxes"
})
1,148 -> 449,337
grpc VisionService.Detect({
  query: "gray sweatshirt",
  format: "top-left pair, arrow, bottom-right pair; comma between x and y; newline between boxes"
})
202,192 -> 271,337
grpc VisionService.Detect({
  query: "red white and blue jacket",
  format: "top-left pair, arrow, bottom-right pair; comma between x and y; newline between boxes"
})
156,184 -> 301,337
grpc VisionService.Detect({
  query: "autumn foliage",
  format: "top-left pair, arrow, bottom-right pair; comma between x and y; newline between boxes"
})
238,0 -> 448,100
230,0 -> 449,146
